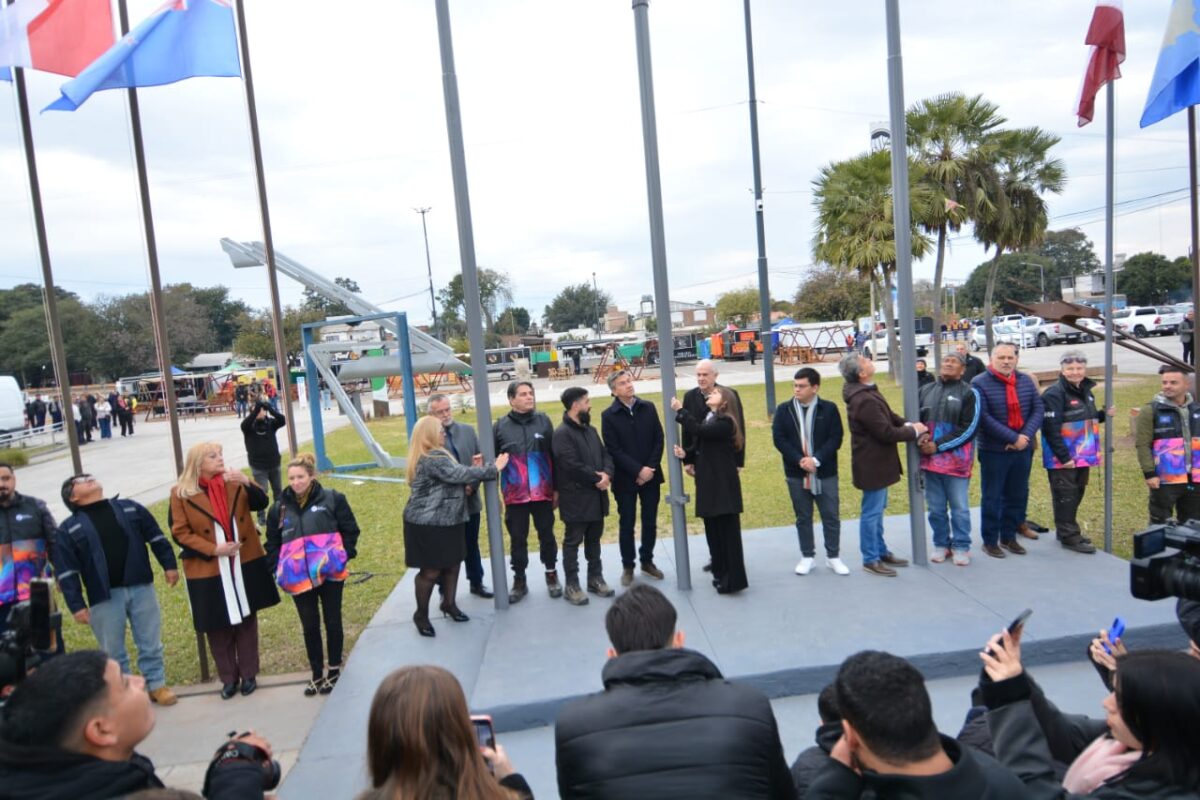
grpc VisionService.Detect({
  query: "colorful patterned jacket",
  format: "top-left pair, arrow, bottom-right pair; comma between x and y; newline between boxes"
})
265,482 -> 360,596
1135,393 -> 1200,484
918,378 -> 980,478
493,409 -> 555,505
1041,375 -> 1104,470
0,494 -> 56,607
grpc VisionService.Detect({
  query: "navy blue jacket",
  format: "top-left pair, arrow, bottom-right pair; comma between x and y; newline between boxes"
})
52,498 -> 177,613
771,397 -> 842,480
971,369 -> 1044,453
600,396 -> 665,495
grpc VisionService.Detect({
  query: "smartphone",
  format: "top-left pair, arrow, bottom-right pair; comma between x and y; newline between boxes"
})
29,578 -> 54,652
1102,617 -> 1126,655
1007,608 -> 1033,634
471,715 -> 495,774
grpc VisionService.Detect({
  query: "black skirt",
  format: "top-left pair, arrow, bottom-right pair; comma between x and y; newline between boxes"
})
404,520 -> 466,569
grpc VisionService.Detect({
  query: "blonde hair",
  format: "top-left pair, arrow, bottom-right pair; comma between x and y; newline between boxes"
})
406,416 -> 447,482
176,441 -> 223,498
287,452 -> 318,477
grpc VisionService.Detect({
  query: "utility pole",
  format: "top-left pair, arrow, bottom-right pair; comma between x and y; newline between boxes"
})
415,206 -> 439,339
592,271 -> 601,335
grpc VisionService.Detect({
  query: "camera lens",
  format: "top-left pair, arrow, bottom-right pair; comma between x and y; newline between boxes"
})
1158,559 -> 1200,602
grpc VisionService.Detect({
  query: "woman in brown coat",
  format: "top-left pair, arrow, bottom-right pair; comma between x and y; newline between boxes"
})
170,441 -> 280,698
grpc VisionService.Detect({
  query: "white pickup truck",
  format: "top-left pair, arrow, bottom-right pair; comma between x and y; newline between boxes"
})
1022,316 -> 1086,348
1113,306 -> 1183,338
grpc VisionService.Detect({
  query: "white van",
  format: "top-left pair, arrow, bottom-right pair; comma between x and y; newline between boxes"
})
0,377 -> 26,433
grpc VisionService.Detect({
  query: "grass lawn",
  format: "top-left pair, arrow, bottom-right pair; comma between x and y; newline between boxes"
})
63,373 -> 1162,684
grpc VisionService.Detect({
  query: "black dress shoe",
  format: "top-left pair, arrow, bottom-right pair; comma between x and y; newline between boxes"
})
240,678 -> 257,696
702,562 -> 713,573
414,612 -> 436,637
220,681 -> 240,700
469,583 -> 495,599
440,604 -> 470,622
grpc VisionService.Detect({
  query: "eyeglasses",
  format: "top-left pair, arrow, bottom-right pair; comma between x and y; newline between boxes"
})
1061,358 -> 1087,365
71,474 -> 94,484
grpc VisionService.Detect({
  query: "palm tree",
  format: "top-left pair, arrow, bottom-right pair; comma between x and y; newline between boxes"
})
974,127 -> 1066,351
906,93 -> 1004,365
813,149 -> 935,372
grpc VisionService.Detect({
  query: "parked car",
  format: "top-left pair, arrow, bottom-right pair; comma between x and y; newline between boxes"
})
860,318 -> 933,360
0,377 -> 25,433
970,322 -> 1036,351
1019,315 -> 1085,347
1113,306 -> 1182,337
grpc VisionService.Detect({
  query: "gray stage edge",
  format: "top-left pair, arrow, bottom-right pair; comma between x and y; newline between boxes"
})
281,511 -> 1186,798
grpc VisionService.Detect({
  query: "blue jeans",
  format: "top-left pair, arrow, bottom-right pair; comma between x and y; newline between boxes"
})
979,449 -> 1033,546
88,583 -> 166,690
924,471 -> 972,552
463,512 -> 484,585
615,482 -> 660,568
859,487 -> 890,565
98,418 -> 112,438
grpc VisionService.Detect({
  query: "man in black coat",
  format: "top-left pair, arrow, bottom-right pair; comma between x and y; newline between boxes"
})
790,683 -> 844,797
954,341 -> 986,384
771,368 -> 847,577
241,399 -> 286,524
600,369 -> 665,587
555,585 -> 795,799
553,387 -> 615,605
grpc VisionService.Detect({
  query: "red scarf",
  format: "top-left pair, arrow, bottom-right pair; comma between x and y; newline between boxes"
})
198,474 -> 233,542
989,366 -> 1024,430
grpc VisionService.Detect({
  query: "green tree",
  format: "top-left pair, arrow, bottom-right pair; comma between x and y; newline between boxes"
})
714,286 -> 763,327
793,265 -> 870,322
303,276 -> 362,317
0,299 -> 102,386
1116,252 -> 1192,305
91,287 -> 217,379
233,306 -> 326,362
1037,228 -> 1100,281
543,283 -> 612,332
437,269 -> 512,337
0,283 -> 77,326
973,126 -> 1066,349
496,306 -> 531,336
906,92 -> 1003,364
958,253 -> 1053,313
175,284 -> 250,350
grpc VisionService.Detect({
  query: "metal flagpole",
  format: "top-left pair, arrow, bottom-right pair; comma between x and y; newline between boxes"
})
8,48 -> 82,474
117,0 -> 183,477
1103,82 -> 1115,554
234,0 -> 297,457
884,0 -> 927,563
742,0 -> 775,417
632,0 -> 691,590
434,0 -> 508,609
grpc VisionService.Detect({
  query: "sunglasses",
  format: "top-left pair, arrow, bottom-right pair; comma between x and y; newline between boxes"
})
71,474 -> 95,484
1061,358 -> 1087,365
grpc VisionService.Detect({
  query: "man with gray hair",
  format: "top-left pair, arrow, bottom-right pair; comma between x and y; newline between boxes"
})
428,393 -> 493,597
840,353 -> 927,576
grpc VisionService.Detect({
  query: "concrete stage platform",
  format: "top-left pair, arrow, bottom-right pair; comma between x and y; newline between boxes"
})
281,510 -> 1186,798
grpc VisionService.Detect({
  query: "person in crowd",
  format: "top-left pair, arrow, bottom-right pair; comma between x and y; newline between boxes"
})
404,416 -> 506,637
790,683 -> 843,798
95,396 -> 113,440
771,367 -> 847,577
600,369 -> 665,587
117,393 -> 136,437
86,395 -> 99,433
552,387 -> 615,606
262,377 -> 278,411
318,377 -> 332,411
1181,310 -> 1195,366
169,442 -> 280,700
1136,364 -> 1200,526
23,398 -> 34,430
0,651 -> 270,799
48,397 -> 62,431
428,393 -> 494,598
807,649 -> 1026,798
240,399 -> 287,525
0,463 -> 56,637
265,453 -> 360,696
76,396 -> 94,443
359,664 -> 532,800
955,340 -> 986,384
233,381 -> 249,419
493,381 -> 559,603
554,585 -> 794,798
839,353 -> 926,577
980,627 -> 1200,799
1041,350 -> 1115,555
915,358 -> 935,388
918,352 -> 981,566
31,395 -> 46,430
973,343 -> 1044,559
671,387 -> 748,594
55,474 -> 179,706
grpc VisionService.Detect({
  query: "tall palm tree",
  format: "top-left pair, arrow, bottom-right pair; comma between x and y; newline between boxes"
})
813,149 -> 934,372
974,127 -> 1066,351
906,93 -> 1004,365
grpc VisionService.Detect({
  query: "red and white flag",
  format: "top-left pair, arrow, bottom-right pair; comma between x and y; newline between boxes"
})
1076,0 -> 1125,126
0,0 -> 114,78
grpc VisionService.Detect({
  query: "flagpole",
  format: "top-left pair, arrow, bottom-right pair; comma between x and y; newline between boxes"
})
1191,106 -> 1200,400
1103,80 -> 1114,554
115,0 -> 183,477
7,51 -> 82,474
233,0 -> 297,457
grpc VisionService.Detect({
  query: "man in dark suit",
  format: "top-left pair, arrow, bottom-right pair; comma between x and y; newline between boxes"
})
601,369 -> 665,587
772,368 -> 848,576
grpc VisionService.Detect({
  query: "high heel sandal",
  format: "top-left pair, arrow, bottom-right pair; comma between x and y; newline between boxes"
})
413,611 -> 436,637
440,604 -> 469,623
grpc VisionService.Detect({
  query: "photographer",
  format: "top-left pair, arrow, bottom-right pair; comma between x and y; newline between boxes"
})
240,400 -> 286,526
0,463 -> 56,638
0,650 -> 272,799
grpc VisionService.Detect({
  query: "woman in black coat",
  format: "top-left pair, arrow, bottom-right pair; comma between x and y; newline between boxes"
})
671,386 -> 747,594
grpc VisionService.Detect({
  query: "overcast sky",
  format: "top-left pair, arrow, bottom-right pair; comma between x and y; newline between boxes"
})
0,0 -> 1192,330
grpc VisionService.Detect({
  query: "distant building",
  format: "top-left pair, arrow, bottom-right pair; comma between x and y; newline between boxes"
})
603,305 -> 631,333
634,298 -> 715,331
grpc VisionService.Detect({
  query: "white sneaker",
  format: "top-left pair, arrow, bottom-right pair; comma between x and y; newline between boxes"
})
794,557 -> 815,576
827,557 -> 850,576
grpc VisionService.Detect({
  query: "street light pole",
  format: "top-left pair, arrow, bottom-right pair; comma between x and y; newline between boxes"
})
415,207 -> 438,340
592,271 -> 601,335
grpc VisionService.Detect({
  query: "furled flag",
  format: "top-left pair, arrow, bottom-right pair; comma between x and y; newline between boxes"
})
1141,0 -> 1200,127
45,0 -> 239,112
0,0 -> 114,79
1076,0 -> 1125,126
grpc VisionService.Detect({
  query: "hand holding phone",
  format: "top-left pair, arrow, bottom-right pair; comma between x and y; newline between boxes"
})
471,714 -> 495,773
1101,617 -> 1126,655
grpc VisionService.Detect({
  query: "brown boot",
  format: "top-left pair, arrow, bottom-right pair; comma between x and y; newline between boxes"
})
1017,523 -> 1039,540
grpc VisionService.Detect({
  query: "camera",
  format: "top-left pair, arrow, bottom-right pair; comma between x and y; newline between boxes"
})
1131,521 -> 1200,601
206,731 -> 281,792
0,579 -> 61,693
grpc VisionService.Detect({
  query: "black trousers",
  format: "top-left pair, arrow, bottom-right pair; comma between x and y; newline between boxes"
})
1184,340 -> 1194,366
292,581 -> 344,679
505,500 -> 557,576
1048,467 -> 1090,543
703,514 -> 748,594
615,483 -> 660,568
1149,481 -> 1200,525
562,520 -> 604,583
